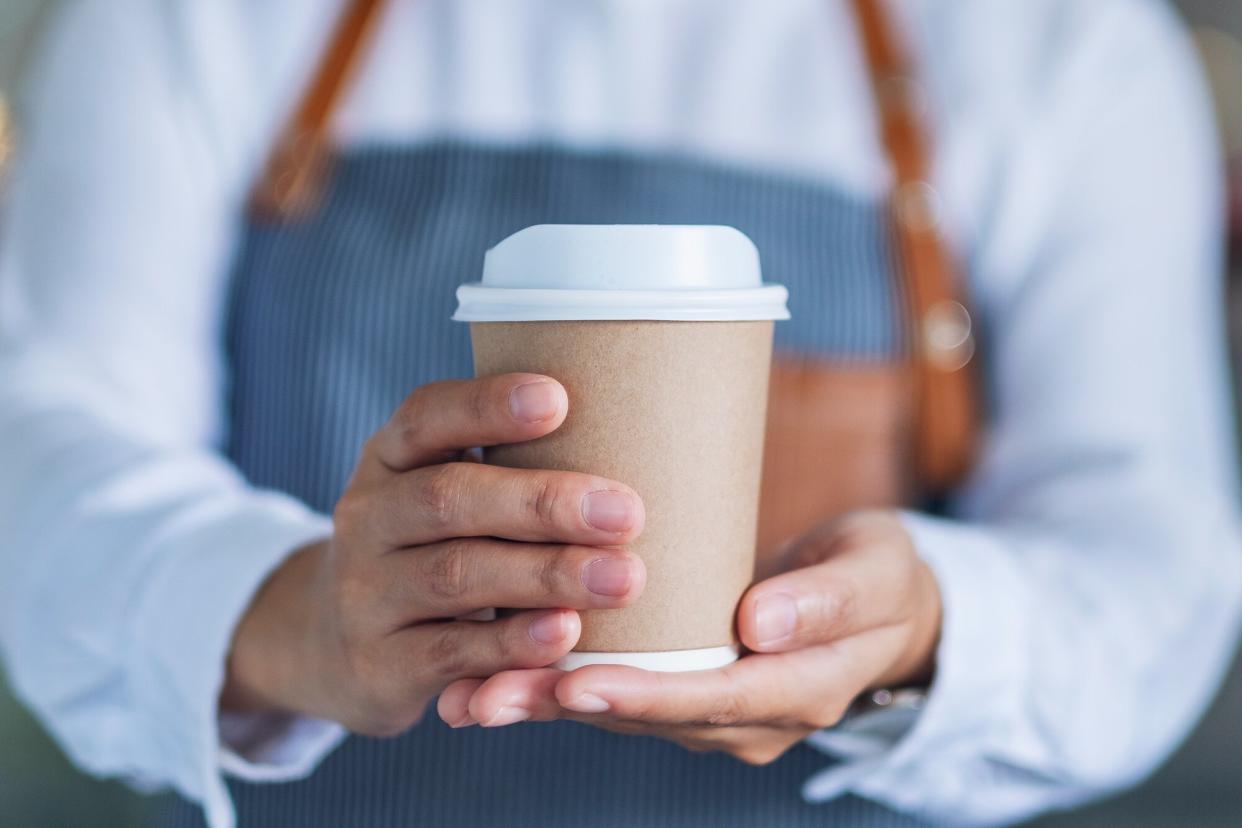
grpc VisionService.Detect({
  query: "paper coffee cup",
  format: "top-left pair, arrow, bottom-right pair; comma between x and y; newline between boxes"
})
454,225 -> 788,672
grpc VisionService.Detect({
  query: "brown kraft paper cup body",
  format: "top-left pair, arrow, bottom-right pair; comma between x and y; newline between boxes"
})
471,320 -> 774,653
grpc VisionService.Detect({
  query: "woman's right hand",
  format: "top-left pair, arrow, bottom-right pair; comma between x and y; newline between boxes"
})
220,374 -> 646,734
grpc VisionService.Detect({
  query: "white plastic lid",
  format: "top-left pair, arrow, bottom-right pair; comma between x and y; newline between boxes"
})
453,224 -> 790,322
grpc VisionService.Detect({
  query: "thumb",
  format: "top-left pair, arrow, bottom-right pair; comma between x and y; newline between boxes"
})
738,537 -> 913,653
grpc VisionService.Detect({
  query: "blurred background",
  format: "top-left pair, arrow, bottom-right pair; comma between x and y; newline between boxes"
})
2,1 -> 1242,825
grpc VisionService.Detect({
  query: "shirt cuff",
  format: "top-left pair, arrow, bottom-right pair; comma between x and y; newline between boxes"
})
218,711 -> 346,782
130,493 -> 333,828
802,512 -> 1031,817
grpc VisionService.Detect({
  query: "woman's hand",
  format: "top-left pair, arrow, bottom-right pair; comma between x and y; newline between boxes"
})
221,374 -> 647,736
437,511 -> 940,763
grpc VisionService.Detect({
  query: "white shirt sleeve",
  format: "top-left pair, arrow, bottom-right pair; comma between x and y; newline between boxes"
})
0,3 -> 343,828
804,2 -> 1242,822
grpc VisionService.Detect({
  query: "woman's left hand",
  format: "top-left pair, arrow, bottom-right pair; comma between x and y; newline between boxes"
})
436,511 -> 942,765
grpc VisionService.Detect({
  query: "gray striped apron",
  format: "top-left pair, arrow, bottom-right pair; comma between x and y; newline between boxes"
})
158,141 -> 933,827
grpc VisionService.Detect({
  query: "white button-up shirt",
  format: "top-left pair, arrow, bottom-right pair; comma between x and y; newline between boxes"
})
2,1 -> 1240,827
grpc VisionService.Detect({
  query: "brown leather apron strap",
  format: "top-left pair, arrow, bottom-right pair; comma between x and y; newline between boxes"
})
850,0 -> 979,493
249,0 -> 390,219
249,0 -> 980,496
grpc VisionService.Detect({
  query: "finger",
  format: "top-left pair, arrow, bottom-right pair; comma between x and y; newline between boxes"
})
555,663 -> 781,727
392,608 -> 581,690
463,668 -> 566,727
369,374 -> 568,471
436,679 -> 484,728
737,541 -> 912,654
375,462 -> 645,546
388,540 -> 646,622
554,640 -> 884,729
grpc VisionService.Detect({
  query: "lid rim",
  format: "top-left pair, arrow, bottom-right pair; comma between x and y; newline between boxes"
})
453,283 -> 790,323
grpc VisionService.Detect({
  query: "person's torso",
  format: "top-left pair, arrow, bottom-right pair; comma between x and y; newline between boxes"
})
152,1 -> 1043,822
154,138 -> 934,826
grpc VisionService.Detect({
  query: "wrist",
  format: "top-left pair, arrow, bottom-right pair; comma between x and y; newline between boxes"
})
221,539 -> 331,716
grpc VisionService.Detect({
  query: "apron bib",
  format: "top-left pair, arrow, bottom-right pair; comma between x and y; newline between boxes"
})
153,140 -> 937,827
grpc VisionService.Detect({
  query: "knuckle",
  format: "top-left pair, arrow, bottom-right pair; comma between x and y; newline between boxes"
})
527,475 -> 564,529
803,579 -> 857,641
703,694 -> 747,727
332,491 -> 368,537
701,672 -> 751,727
467,379 -> 493,425
426,624 -> 471,678
824,580 -> 858,633
420,541 -> 473,600
537,551 -> 568,597
418,464 -> 466,529
394,389 -> 433,446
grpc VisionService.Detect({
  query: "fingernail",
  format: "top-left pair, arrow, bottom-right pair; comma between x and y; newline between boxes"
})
582,490 -> 637,533
753,593 -> 798,646
564,692 -> 611,713
529,611 -> 567,645
509,381 -> 561,423
482,706 -> 531,727
450,712 -> 477,729
583,557 -> 634,597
